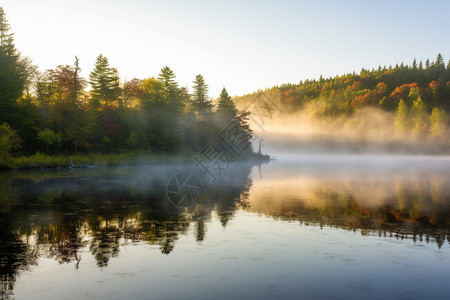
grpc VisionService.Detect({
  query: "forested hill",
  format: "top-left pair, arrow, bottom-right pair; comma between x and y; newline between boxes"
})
234,54 -> 450,137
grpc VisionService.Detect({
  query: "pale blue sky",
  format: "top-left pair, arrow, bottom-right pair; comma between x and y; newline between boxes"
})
2,0 -> 450,97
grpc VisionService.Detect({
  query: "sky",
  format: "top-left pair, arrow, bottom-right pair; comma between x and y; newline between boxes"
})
2,0 -> 450,97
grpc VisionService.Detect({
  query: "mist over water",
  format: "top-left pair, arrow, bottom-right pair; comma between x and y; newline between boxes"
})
243,102 -> 450,156
3,95 -> 450,299
3,97 -> 450,299
1,154 -> 450,299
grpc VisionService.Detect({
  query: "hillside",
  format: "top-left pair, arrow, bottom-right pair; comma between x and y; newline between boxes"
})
234,54 -> 450,137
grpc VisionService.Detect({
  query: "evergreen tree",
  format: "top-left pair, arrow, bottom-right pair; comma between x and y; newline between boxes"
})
152,67 -> 184,152
70,56 -> 84,105
158,66 -> 179,104
158,66 -> 177,89
0,7 -> 15,56
69,57 -> 85,153
412,58 -> 417,70
431,53 -> 446,80
447,60 -> 450,80
191,74 -> 212,118
435,53 -> 444,68
0,7 -> 27,126
216,87 -> 237,124
89,54 -> 121,108
235,110 -> 253,155
178,86 -> 191,107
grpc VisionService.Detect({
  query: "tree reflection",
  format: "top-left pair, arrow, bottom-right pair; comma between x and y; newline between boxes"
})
247,172 -> 450,249
2,162 -> 450,298
0,214 -> 38,300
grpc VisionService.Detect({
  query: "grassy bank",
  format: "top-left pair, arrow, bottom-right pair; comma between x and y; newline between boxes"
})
1,151 -> 270,170
1,152 -> 192,170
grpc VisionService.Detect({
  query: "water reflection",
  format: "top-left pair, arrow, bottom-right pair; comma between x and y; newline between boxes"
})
0,162 -> 253,298
1,156 -> 450,298
247,157 -> 450,248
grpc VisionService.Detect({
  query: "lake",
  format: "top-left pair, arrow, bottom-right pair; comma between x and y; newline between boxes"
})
1,154 -> 450,299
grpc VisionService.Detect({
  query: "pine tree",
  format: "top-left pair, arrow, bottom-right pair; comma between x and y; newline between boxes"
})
70,56 -> 85,153
89,54 -> 121,108
435,53 -> 444,68
0,7 -> 26,125
216,87 -> 237,124
447,60 -> 450,81
191,74 -> 212,118
70,56 -> 84,105
157,66 -> 179,103
433,53 -> 446,79
151,67 -> 183,152
412,58 -> 417,70
0,7 -> 15,56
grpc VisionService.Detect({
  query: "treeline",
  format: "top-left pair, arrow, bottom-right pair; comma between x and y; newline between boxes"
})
0,7 -> 252,166
235,53 -> 450,138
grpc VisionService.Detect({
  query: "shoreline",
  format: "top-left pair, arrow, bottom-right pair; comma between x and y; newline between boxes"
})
1,152 -> 270,171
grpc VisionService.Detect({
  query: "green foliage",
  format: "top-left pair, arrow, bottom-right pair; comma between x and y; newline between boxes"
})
14,152 -> 68,169
0,8 -> 27,126
0,122 -> 22,154
191,74 -> 212,118
158,66 -> 179,105
12,152 -> 191,169
38,128 -> 61,154
4,2 -> 450,158
217,87 -> 238,125
0,7 -> 15,56
126,131 -> 138,148
0,122 -> 22,168
89,54 -> 121,108
0,7 -> 257,164
435,53 -> 445,69
235,53 -> 450,138
141,77 -> 164,103
235,110 -> 254,155
101,135 -> 111,144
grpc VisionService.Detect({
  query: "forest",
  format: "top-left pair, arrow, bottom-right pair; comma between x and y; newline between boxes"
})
235,53 -> 450,141
0,7 -> 254,169
2,5 -> 450,168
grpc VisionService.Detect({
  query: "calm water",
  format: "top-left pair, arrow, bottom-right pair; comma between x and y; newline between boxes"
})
2,155 -> 450,299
